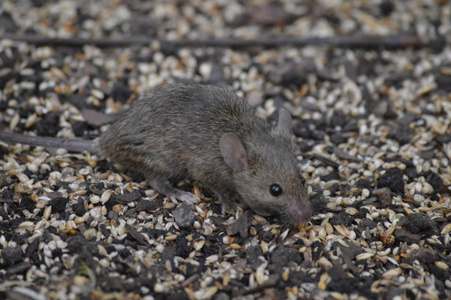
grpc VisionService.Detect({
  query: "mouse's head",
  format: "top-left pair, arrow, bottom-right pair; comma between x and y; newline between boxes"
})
219,109 -> 311,225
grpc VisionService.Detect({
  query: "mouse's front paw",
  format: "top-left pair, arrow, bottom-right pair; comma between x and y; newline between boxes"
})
221,201 -> 240,215
169,191 -> 199,205
148,179 -> 200,206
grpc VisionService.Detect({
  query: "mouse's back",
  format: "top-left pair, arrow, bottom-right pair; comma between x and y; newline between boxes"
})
99,83 -> 268,173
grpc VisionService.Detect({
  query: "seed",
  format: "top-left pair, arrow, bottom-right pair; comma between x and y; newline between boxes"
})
383,268 -> 402,278
435,261 -> 449,270
83,228 -> 97,239
165,234 -> 177,241
206,255 -> 218,264
357,252 -> 374,260
441,223 -> 451,235
204,286 -> 218,298
92,89 -> 104,99
73,275 -> 88,286
154,283 -> 165,293
16,173 -> 30,183
193,185 -> 201,198
195,240 -> 205,251
256,267 -> 266,285
113,204 -> 125,213
230,244 -> 241,250
318,273 -> 329,290
334,225 -> 349,237
91,195 -> 100,204
100,190 -> 113,204
43,206 -> 52,220
9,114 -> 20,130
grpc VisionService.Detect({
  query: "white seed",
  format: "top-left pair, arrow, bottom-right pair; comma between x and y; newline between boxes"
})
90,195 -> 100,204
25,113 -> 38,128
441,223 -> 451,235
435,261 -> 449,270
206,255 -> 218,264
9,113 -> 20,130
16,173 -> 30,183
383,268 -> 402,278
195,240 -> 205,251
154,283 -> 165,293
43,206 -> 52,220
83,228 -> 97,239
92,89 -> 104,99
362,188 -> 370,198
100,190 -> 113,204
356,252 -> 374,260
204,286 -> 218,298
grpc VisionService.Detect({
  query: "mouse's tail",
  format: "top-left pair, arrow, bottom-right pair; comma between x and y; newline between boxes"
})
0,131 -> 100,153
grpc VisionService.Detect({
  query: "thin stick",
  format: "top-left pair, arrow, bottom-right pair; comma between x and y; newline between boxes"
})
0,33 -> 439,49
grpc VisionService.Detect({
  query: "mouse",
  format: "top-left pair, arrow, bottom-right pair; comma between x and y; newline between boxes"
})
0,83 -> 311,224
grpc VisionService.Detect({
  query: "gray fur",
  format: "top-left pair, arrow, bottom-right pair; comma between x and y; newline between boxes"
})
100,83 -> 311,224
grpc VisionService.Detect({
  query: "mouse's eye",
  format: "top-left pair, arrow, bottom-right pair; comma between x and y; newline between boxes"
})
269,184 -> 283,197
300,177 -> 306,185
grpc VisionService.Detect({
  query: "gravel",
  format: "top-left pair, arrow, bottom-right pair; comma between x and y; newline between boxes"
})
0,0 -> 451,299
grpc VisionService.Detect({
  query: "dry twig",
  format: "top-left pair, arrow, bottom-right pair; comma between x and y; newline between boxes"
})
0,33 -> 443,50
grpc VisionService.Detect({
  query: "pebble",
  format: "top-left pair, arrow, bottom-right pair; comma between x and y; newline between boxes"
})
172,203 -> 197,229
377,168 -> 405,195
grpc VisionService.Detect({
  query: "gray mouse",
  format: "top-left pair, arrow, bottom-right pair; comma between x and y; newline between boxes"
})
0,83 -> 311,224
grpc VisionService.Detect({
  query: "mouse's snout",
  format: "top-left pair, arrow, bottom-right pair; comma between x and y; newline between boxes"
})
287,204 -> 312,224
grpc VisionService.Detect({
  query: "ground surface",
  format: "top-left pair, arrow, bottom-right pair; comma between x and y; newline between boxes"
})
0,0 -> 450,299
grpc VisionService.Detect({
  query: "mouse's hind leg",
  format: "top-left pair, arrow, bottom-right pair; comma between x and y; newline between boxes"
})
149,179 -> 200,205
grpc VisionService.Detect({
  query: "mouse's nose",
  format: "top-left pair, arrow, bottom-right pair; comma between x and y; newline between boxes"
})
288,204 -> 311,224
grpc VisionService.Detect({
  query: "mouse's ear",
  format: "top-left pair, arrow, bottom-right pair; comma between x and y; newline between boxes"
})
220,133 -> 247,171
272,108 -> 293,138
